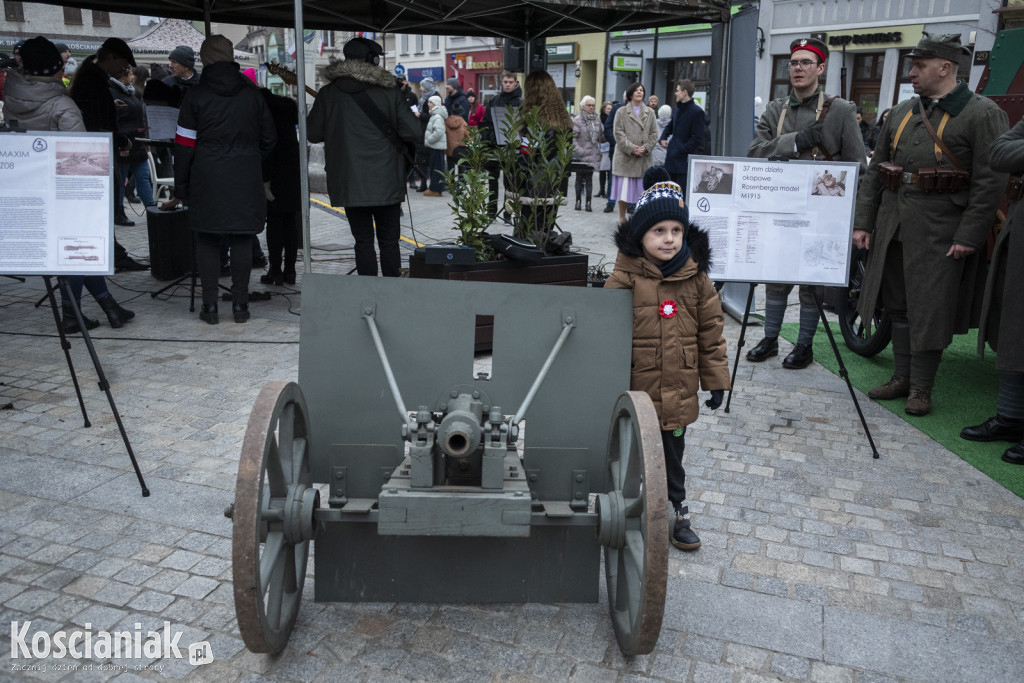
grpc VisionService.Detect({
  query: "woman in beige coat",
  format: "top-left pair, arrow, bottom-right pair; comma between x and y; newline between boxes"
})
610,82 -> 658,222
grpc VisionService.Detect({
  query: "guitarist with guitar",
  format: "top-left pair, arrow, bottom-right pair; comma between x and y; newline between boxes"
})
306,36 -> 420,277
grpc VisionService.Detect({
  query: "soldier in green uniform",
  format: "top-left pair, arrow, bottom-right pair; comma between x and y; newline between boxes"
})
853,33 -> 1009,416
746,37 -> 867,370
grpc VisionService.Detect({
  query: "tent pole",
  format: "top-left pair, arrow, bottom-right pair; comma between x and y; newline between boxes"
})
203,0 -> 211,36
294,0 -> 312,275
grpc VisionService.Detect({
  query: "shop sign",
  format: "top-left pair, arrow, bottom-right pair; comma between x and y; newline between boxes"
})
546,42 -> 577,63
824,25 -> 923,49
610,53 -> 643,72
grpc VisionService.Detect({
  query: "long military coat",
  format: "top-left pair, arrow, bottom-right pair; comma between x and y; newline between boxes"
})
748,87 -> 867,171
854,83 -> 1009,352
978,118 -> 1024,372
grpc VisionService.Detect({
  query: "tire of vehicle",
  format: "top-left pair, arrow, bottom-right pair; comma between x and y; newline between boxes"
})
837,248 -> 892,357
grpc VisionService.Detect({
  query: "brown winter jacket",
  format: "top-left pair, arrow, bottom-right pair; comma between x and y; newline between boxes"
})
605,224 -> 731,430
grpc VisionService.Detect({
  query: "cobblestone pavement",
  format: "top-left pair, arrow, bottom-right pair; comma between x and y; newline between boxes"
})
1,188 -> 1023,682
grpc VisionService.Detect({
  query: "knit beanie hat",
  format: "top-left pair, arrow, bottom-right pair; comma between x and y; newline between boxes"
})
642,165 -> 672,190
631,181 -> 688,242
447,77 -> 460,90
200,35 -> 233,66
19,36 -> 64,77
420,76 -> 434,91
428,95 -> 443,109
242,67 -> 257,84
168,45 -> 195,70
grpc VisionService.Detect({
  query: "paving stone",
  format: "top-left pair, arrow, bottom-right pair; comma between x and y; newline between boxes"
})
771,653 -> 810,678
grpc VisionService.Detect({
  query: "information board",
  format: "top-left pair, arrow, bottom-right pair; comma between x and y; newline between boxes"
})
0,131 -> 114,276
686,155 -> 859,287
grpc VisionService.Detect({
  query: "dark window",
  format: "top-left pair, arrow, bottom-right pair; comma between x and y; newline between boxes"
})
4,1 -> 24,22
63,7 -> 83,24
92,10 -> 110,27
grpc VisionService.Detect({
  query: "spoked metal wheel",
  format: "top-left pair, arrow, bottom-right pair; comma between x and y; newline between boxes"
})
596,391 -> 669,656
231,381 -> 318,654
838,247 -> 892,357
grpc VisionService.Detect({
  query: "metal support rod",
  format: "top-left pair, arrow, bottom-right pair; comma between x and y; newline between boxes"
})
724,283 -> 757,414
362,311 -> 409,428
294,0 -> 312,276
510,319 -> 575,430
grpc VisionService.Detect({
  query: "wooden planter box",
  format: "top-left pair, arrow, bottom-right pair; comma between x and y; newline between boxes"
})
408,251 -> 589,352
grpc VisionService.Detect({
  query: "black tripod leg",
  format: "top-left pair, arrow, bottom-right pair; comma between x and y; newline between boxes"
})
725,283 -> 757,413
44,277 -> 90,428
813,292 -> 880,459
55,277 -> 151,495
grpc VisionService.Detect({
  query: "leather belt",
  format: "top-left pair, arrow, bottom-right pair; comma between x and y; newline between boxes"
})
901,171 -> 919,184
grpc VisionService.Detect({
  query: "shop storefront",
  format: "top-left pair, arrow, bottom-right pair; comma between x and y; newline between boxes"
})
447,48 -> 502,102
756,1 -> 999,125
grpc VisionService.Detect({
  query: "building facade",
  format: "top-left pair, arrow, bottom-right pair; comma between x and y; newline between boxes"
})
1,2 -> 140,59
755,0 -> 1002,125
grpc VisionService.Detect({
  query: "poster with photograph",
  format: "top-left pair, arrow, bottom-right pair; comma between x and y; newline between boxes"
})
686,155 -> 859,286
0,131 -> 114,275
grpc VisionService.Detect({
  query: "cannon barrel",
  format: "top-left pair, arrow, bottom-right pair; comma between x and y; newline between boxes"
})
437,393 -> 483,458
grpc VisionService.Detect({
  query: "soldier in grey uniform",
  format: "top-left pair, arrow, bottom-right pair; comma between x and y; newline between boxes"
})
961,117 -> 1024,461
853,33 -> 1008,416
746,37 -> 867,370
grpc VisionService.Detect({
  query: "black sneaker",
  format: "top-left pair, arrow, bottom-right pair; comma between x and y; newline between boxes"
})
672,514 -> 701,551
114,216 -> 135,227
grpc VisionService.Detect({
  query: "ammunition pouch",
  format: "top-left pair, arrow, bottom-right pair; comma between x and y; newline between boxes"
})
1008,175 -> 1024,202
878,162 -> 903,190
918,167 -> 968,194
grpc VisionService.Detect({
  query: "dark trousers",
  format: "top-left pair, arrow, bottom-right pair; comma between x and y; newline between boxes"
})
598,170 -> 609,196
345,204 -> 401,277
486,159 -> 502,216
662,428 -> 687,512
59,276 -> 111,307
197,232 -> 251,308
266,209 -> 299,277
574,169 -> 594,200
428,149 -> 447,193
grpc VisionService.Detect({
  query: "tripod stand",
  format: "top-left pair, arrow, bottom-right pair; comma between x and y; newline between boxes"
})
42,276 -> 150,496
724,282 -> 879,459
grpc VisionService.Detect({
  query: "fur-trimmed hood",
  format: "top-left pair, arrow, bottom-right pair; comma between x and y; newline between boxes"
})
613,221 -> 713,274
321,58 -> 400,90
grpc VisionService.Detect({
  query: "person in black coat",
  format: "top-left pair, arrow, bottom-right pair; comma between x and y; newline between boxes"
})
162,35 -> 276,325
69,38 -> 148,269
109,68 -> 155,207
259,87 -> 301,286
659,79 -> 706,188
478,70 -> 524,217
444,77 -> 470,118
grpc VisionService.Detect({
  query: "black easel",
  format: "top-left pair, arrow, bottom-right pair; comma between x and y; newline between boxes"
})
724,281 -> 879,459
44,276 -> 151,496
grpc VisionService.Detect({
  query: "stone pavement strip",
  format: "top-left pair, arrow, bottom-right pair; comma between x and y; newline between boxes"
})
1,189 -> 1023,682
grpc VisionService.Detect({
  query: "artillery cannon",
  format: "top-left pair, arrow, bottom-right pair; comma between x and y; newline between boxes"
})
227,274 -> 670,656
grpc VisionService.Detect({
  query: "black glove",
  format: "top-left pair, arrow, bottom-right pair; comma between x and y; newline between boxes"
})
704,390 -> 724,410
795,121 -> 824,151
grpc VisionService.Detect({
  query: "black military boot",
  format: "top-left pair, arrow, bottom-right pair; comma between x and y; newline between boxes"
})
574,197 -> 582,211
782,343 -> 814,369
746,336 -> 778,362
1002,441 -> 1024,465
233,303 -> 250,324
961,415 -> 1024,443
585,197 -> 592,212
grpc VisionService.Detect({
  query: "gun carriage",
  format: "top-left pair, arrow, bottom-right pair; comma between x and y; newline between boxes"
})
226,274 -> 672,656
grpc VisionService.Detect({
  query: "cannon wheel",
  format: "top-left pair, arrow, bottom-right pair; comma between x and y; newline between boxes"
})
838,248 -> 892,357
232,381 -> 316,654
602,391 -> 669,656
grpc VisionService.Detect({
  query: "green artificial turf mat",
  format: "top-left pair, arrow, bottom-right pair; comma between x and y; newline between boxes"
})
780,322 -> 1024,499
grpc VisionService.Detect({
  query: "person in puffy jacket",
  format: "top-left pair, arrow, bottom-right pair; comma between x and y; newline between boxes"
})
5,36 -> 136,332
307,37 -> 420,277
571,95 -> 604,212
604,173 -> 730,552
423,95 -> 448,196
163,35 -> 276,325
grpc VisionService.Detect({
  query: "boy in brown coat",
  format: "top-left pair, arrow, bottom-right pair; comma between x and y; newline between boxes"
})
605,170 -> 731,549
